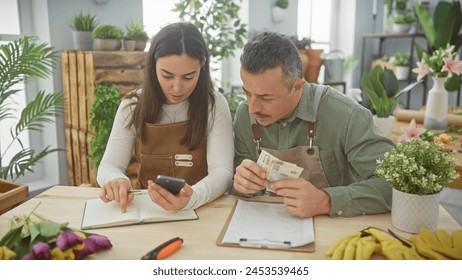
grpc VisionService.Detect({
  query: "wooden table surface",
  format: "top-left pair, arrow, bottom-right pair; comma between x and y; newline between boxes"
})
0,186 -> 460,260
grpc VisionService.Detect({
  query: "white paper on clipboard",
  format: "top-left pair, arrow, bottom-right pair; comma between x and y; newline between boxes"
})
221,200 -> 315,247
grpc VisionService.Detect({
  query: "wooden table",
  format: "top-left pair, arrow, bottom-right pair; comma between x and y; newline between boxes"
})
0,186 -> 460,260
391,121 -> 462,189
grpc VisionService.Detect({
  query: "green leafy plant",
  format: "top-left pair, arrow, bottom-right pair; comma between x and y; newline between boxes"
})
392,13 -> 415,24
124,20 -> 149,41
89,83 -> 122,168
174,0 -> 247,66
0,36 -> 63,181
361,65 -> 420,117
92,24 -> 123,39
390,52 -> 410,66
70,11 -> 97,31
375,139 -> 459,195
275,0 -> 289,9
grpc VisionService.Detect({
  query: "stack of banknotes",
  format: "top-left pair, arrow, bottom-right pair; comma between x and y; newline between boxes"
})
257,150 -> 304,192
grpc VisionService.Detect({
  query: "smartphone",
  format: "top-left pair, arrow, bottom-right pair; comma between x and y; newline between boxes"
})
155,175 -> 186,195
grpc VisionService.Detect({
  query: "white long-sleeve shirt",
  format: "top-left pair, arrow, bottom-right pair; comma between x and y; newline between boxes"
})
97,92 -> 234,209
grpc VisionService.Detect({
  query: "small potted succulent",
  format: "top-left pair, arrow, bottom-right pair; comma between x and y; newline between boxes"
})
124,21 -> 149,51
92,24 -> 123,51
392,13 -> 415,33
390,52 -> 411,80
70,11 -> 97,50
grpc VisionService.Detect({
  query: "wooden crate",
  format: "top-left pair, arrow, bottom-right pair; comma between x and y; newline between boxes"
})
0,179 -> 29,214
61,51 -> 146,187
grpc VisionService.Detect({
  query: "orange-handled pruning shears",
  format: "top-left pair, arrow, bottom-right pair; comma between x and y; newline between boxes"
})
141,237 -> 183,260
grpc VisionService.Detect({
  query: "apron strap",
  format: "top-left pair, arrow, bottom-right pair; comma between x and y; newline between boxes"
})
250,84 -> 327,156
307,85 -> 326,153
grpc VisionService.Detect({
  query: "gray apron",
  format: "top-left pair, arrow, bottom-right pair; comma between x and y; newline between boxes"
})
250,85 -> 330,189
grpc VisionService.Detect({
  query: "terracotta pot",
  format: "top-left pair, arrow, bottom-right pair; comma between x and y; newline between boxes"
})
298,50 -> 309,78
305,49 -> 324,82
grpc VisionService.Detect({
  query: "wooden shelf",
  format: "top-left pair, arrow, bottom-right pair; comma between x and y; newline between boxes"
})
61,50 -> 147,187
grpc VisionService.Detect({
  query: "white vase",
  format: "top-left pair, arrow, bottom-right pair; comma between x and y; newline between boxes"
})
372,115 -> 395,137
391,188 -> 440,234
424,77 -> 448,130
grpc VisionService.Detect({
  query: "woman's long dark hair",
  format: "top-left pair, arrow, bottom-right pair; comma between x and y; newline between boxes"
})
128,22 -> 215,150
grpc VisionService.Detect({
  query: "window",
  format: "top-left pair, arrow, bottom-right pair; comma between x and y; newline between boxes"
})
0,0 -> 30,178
297,0 -> 332,53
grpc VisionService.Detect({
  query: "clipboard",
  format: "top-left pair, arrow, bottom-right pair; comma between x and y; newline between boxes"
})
216,199 -> 316,252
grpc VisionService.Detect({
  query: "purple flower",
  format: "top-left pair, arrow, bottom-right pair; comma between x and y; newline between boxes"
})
73,235 -> 112,260
23,242 -> 51,260
56,231 -> 83,251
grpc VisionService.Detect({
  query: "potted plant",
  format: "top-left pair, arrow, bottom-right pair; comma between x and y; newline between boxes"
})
70,11 -> 97,50
124,20 -> 149,51
0,36 -> 63,183
272,0 -> 289,23
391,13 -> 415,33
361,65 -> 420,136
375,139 -> 459,233
92,24 -> 123,51
390,51 -> 410,80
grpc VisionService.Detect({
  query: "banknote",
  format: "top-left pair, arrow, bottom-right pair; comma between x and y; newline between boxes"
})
256,150 -> 304,193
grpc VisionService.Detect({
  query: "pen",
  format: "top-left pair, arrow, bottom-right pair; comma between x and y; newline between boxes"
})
128,189 -> 148,195
141,237 -> 183,260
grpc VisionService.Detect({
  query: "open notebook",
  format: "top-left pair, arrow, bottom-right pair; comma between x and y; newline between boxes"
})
217,199 -> 315,252
81,195 -> 198,229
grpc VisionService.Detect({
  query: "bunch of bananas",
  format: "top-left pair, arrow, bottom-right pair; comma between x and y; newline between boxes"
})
326,227 -> 462,260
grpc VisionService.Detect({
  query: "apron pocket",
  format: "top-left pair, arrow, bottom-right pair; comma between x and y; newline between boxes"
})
139,153 -> 175,181
319,149 -> 341,186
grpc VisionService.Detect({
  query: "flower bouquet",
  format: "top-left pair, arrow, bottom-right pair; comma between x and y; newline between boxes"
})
413,44 -> 462,92
0,203 -> 112,260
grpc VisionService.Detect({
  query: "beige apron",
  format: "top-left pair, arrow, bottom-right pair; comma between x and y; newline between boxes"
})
251,85 -> 330,189
134,121 -> 207,189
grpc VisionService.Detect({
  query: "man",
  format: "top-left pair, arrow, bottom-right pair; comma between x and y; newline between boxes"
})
232,32 -> 394,218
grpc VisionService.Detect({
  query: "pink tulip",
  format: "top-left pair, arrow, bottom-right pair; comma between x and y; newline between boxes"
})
56,231 -> 83,251
23,242 -> 51,260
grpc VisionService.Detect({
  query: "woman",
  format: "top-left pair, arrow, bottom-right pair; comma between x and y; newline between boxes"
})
97,22 -> 234,213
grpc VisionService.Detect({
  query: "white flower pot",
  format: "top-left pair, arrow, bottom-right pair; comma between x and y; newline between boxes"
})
395,65 -> 410,80
271,6 -> 287,23
372,115 -> 395,137
392,188 -> 440,234
392,23 -> 411,33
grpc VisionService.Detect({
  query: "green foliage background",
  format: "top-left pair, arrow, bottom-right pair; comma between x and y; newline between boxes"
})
89,83 -> 122,168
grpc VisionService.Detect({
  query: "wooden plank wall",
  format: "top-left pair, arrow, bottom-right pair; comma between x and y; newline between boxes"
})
61,51 -> 146,187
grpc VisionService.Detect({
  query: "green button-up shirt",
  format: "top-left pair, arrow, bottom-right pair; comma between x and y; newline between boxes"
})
233,83 -> 394,217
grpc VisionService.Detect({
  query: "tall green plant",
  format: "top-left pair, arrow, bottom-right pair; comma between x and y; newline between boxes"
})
173,0 -> 247,67
89,83 -> 122,168
0,36 -> 63,181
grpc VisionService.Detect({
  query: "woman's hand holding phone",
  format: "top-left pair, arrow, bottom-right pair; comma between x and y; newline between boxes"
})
147,175 -> 193,210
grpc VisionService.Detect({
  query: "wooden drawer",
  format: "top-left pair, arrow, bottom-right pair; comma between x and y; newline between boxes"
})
0,179 -> 29,214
